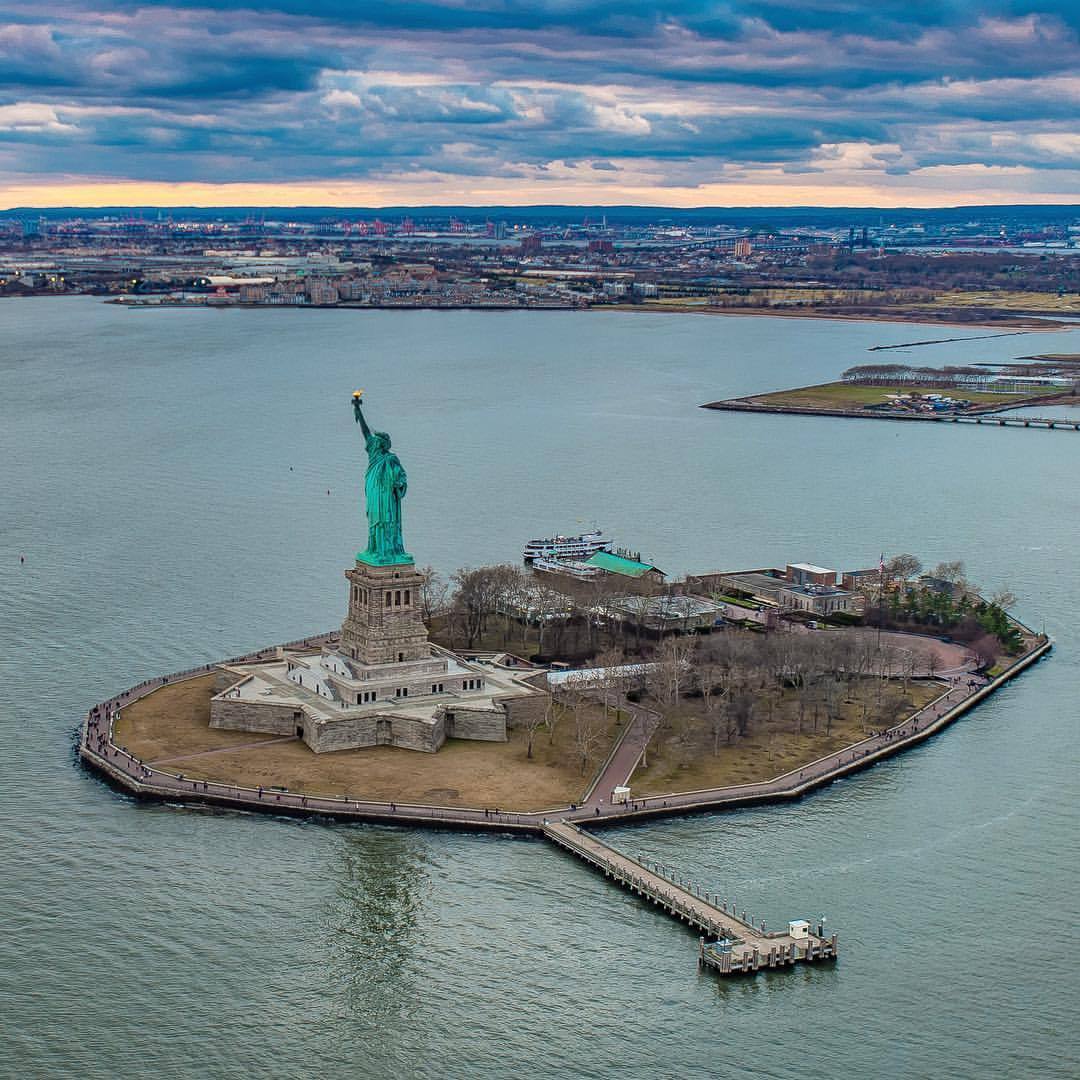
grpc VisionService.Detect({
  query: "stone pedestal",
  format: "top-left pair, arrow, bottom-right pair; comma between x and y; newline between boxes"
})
340,559 -> 429,666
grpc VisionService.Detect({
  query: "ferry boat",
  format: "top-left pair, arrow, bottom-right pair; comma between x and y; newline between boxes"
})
531,557 -> 603,580
523,530 -> 611,563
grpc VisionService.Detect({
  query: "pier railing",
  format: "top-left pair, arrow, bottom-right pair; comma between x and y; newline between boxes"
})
542,819 -> 838,976
543,820 -> 738,937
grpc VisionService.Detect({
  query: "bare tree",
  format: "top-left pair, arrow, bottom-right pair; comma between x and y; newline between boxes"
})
500,572 -> 535,651
990,588 -> 1017,612
886,553 -> 923,584
970,633 -> 1000,670
489,563 -> 527,648
532,585 -> 572,657
546,677 -> 571,744
523,696 -> 550,760
729,688 -> 754,740
816,633 -> 856,736
695,640 -> 733,754
822,673 -> 844,736
564,686 -> 605,774
774,632 -> 814,735
592,645 -> 627,723
926,647 -> 940,679
451,565 -> 517,648
930,560 -> 966,584
443,602 -> 464,651
899,646 -> 918,694
418,565 -> 448,623
451,567 -> 488,648
656,635 -> 695,706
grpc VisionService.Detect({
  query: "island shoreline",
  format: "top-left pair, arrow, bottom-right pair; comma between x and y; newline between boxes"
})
78,631 -> 1052,834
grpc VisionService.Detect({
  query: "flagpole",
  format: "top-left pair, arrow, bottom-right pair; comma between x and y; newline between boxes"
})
877,553 -> 884,647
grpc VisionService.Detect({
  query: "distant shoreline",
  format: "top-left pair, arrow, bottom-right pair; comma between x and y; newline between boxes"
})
1,292 -> 1072,330
610,302 -> 1069,330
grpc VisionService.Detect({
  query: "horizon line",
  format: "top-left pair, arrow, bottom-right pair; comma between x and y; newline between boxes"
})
4,201 -> 1080,214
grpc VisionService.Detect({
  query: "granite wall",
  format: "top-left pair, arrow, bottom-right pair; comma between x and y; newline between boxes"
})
214,667 -> 248,693
209,696 -> 299,736
340,562 -> 430,665
444,706 -> 507,742
303,714 -> 378,752
499,691 -> 549,732
303,711 -> 446,753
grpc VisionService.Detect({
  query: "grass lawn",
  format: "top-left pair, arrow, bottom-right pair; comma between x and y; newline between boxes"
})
113,675 -> 282,759
115,674 -> 620,811
744,381 -> 1055,410
713,594 -> 762,609
632,680 -> 941,795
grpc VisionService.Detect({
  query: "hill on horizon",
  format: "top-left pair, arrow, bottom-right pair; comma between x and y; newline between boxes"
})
2,203 -> 1078,228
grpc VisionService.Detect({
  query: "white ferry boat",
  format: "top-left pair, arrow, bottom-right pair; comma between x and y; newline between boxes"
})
530,557 -> 603,580
523,530 -> 611,563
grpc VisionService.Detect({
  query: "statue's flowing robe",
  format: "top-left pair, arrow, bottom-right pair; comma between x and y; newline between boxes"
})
364,436 -> 408,558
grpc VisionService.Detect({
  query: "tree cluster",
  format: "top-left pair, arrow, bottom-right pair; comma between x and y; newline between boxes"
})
841,364 -> 993,389
426,562 -> 665,661
644,631 -> 914,755
800,251 -> 1080,295
871,556 -> 1022,655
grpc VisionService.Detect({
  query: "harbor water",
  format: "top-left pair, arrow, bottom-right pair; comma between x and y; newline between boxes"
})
1,298 -> 1078,1078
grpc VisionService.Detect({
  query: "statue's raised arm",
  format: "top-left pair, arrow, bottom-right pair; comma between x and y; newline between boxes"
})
352,391 -> 372,441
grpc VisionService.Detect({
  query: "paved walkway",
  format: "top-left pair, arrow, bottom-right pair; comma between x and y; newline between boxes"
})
616,677 -> 984,818
77,629 -> 1049,980
79,631 -> 1051,833
580,699 -> 660,812
149,735 -> 300,765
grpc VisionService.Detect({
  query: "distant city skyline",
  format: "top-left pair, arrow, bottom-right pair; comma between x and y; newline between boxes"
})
1,1 -> 1078,209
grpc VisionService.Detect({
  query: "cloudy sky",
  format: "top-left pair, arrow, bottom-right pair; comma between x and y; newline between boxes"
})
1,0 -> 1078,207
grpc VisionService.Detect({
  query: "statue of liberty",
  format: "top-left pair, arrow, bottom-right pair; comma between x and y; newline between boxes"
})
352,391 -> 413,565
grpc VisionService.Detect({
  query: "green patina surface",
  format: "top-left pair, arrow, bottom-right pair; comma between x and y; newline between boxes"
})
586,550 -> 659,577
352,394 -> 414,566
356,550 -> 414,566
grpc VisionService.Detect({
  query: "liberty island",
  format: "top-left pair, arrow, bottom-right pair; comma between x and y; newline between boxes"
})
77,387 -> 1051,980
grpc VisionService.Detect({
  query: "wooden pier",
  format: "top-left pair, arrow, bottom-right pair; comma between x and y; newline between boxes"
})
939,414 -> 1080,429
81,630 -> 1049,980
542,820 -> 837,977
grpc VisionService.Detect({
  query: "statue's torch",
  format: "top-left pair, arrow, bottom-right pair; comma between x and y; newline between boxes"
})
352,389 -> 364,422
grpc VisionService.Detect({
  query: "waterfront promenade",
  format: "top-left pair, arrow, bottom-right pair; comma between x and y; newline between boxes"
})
80,630 -> 1051,833
78,627 -> 1050,978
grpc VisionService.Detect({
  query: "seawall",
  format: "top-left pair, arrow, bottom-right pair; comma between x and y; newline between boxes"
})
79,632 -> 1052,833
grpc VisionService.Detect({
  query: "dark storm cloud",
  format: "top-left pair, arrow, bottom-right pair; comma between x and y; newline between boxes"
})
0,0 -> 1077,189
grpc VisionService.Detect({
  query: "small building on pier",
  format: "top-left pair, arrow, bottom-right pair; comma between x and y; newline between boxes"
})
585,550 -> 666,583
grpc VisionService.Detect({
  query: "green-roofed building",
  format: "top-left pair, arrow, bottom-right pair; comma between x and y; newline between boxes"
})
585,550 -> 666,582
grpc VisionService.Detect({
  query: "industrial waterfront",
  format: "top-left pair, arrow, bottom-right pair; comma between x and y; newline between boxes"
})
3,298 -> 1079,1077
